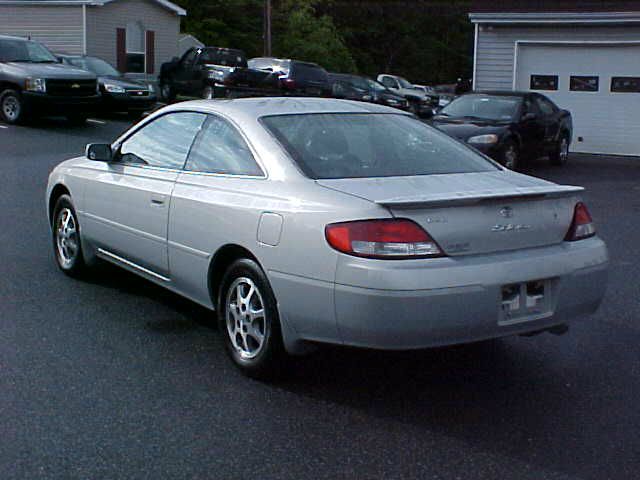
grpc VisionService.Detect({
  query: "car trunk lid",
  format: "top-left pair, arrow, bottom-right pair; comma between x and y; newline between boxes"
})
317,171 -> 582,256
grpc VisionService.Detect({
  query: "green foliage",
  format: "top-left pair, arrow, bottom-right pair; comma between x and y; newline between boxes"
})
173,0 -> 473,84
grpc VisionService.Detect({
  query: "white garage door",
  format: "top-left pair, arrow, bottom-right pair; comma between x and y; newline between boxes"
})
515,44 -> 640,156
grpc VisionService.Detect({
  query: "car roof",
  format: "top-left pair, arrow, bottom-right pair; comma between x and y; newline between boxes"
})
0,34 -> 29,41
167,97 -> 408,119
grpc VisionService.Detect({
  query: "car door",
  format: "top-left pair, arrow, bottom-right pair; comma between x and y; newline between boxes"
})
519,96 -> 546,155
81,111 -> 206,278
534,94 -> 561,151
174,49 -> 198,94
168,114 -> 266,305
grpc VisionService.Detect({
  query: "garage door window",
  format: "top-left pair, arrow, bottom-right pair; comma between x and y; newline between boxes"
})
530,75 -> 558,91
570,76 -> 599,92
611,77 -> 640,93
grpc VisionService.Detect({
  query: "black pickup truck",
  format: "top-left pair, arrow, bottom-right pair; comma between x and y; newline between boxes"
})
159,47 -> 280,101
0,35 -> 100,124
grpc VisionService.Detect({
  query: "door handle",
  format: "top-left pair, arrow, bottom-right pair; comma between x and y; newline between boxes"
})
151,194 -> 166,206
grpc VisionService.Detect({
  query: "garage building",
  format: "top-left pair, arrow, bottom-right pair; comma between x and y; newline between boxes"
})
470,0 -> 640,156
0,0 -> 186,77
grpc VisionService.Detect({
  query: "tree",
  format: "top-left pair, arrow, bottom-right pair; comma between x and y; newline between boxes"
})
273,0 -> 357,73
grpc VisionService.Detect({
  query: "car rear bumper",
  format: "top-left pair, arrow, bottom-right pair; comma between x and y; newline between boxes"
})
23,92 -> 101,112
277,237 -> 608,351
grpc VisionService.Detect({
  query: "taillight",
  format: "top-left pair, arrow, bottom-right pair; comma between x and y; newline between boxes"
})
565,202 -> 596,241
325,219 -> 444,259
281,78 -> 296,89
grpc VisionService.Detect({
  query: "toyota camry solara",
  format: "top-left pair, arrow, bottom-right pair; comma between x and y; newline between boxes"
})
46,98 -> 609,378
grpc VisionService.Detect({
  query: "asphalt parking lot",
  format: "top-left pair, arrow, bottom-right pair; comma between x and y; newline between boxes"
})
2,115 -> 639,479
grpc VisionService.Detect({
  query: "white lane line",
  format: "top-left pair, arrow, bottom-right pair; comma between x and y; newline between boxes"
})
87,118 -> 107,125
0,125 -> 8,129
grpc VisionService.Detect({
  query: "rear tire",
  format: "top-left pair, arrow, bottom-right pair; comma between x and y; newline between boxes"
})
0,89 -> 27,124
550,134 -> 570,166
217,258 -> 286,380
52,194 -> 86,277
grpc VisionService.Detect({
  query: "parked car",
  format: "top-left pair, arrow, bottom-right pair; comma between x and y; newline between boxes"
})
58,55 -> 157,115
377,74 -> 438,116
433,84 -> 456,108
0,35 -> 99,124
159,47 -> 277,101
431,91 -> 573,170
248,58 -> 332,97
47,98 -> 608,379
329,73 -> 409,110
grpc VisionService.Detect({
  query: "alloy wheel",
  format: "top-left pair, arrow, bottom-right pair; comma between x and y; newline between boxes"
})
2,95 -> 20,122
504,145 -> 518,170
55,207 -> 79,269
225,277 -> 267,359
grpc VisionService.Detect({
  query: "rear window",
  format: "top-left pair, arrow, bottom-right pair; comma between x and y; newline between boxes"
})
291,63 -> 328,82
200,49 -> 247,68
261,113 -> 497,179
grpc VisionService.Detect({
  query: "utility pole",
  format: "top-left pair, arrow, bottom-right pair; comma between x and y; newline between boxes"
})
264,0 -> 272,56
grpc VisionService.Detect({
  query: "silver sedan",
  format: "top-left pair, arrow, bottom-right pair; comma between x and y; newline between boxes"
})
46,98 -> 609,378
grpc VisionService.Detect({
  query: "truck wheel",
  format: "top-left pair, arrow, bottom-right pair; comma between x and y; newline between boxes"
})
1,89 -> 27,124
202,86 -> 214,100
160,82 -> 175,102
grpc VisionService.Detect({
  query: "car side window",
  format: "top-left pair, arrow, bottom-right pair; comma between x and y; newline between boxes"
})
118,112 -> 205,169
181,49 -> 198,67
535,97 -> 556,116
381,77 -> 397,89
185,115 -> 263,176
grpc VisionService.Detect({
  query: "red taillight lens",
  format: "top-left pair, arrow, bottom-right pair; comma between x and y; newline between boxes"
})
565,202 -> 596,241
281,78 -> 296,89
325,219 -> 444,259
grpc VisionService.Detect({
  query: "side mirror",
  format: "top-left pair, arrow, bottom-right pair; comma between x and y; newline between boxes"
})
86,143 -> 112,162
522,112 -> 537,122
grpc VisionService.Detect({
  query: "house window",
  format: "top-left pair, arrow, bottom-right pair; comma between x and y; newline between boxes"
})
530,75 -> 558,91
611,77 -> 640,93
126,21 -> 145,73
570,76 -> 599,92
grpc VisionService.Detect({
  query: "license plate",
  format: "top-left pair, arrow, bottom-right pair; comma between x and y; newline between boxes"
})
499,279 -> 552,325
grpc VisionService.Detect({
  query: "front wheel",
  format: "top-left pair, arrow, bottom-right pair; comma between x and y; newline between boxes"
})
218,258 -> 286,379
501,140 -> 520,170
202,85 -> 214,100
160,82 -> 175,102
0,89 -> 27,124
550,135 -> 570,166
52,194 -> 86,277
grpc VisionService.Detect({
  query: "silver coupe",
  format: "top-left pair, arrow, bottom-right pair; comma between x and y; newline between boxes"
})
46,98 -> 609,378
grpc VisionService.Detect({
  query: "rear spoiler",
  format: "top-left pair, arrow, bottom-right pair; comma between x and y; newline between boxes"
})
375,185 -> 584,209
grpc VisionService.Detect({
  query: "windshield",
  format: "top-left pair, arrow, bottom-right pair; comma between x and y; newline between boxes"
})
201,49 -> 247,67
67,56 -> 120,76
0,38 -> 58,63
440,94 -> 521,121
262,113 -> 497,179
365,78 -> 387,92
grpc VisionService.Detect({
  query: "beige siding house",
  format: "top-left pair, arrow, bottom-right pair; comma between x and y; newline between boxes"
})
0,0 -> 186,76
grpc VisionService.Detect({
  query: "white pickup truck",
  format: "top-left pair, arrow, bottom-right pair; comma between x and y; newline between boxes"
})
377,74 -> 438,117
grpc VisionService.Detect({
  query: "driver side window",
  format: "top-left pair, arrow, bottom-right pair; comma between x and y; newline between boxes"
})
181,49 -> 198,67
119,112 -> 205,169
381,77 -> 397,89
